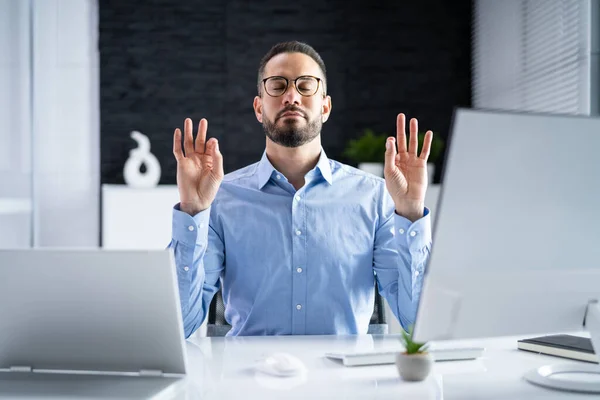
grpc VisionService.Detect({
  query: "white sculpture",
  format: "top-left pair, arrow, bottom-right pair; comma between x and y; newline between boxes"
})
123,131 -> 161,188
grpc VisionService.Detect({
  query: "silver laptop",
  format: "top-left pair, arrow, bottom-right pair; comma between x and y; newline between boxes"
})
0,249 -> 187,379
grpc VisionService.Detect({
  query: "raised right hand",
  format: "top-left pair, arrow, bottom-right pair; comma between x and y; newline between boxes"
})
173,118 -> 224,215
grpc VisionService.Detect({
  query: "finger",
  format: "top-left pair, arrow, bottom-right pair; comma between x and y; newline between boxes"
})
384,136 -> 397,172
208,138 -> 224,179
184,118 -> 195,156
408,118 -> 418,155
195,118 -> 208,154
396,114 -> 407,153
419,130 -> 433,160
173,128 -> 183,161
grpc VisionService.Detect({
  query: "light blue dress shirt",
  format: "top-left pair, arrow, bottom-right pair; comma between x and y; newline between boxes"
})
169,149 -> 432,338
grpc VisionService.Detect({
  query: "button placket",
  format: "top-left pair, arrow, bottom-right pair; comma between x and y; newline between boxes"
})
291,190 -> 307,334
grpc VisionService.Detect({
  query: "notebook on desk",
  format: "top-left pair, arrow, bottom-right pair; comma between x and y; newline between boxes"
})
517,334 -> 598,363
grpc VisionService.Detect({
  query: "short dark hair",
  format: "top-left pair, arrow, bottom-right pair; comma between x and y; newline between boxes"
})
257,41 -> 327,95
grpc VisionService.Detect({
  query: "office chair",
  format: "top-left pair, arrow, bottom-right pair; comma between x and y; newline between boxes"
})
206,281 -> 388,336
207,289 -> 231,337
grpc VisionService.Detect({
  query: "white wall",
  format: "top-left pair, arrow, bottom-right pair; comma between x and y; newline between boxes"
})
0,0 -> 99,248
591,0 -> 600,115
30,0 -> 99,247
0,0 -> 33,248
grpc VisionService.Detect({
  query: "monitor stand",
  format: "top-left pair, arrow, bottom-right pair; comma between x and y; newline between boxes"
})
524,300 -> 600,393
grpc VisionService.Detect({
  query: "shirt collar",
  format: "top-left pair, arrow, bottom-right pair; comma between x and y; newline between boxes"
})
256,148 -> 333,190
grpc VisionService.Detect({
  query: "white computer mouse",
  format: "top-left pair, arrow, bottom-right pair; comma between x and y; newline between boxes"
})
256,352 -> 305,377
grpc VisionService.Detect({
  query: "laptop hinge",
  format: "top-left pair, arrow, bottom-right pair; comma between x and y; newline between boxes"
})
139,369 -> 163,377
9,366 -> 32,373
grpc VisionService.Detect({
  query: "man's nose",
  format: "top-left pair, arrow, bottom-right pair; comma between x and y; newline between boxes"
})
281,82 -> 302,105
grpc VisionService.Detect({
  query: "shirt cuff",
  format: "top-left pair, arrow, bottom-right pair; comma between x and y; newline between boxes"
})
394,207 -> 432,252
172,203 -> 211,247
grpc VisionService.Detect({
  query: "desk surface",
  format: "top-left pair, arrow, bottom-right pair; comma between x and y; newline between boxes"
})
1,333 -> 597,399
180,333 -> 599,400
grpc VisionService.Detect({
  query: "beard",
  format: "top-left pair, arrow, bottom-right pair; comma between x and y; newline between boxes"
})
263,107 -> 322,148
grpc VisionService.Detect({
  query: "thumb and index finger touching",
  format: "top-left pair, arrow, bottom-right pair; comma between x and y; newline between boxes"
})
173,118 -> 223,174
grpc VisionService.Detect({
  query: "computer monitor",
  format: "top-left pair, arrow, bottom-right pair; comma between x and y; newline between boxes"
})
413,108 -> 600,393
0,249 -> 187,379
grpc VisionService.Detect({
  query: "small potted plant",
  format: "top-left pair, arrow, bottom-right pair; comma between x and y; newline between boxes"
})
396,326 -> 433,381
343,129 -> 444,180
342,129 -> 387,177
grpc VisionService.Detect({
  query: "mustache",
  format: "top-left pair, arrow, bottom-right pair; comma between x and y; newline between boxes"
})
276,106 -> 307,120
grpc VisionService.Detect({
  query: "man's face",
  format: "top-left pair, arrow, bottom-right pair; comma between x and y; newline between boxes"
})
253,52 -> 332,148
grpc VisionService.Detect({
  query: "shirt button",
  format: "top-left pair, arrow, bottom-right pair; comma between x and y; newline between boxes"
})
295,195 -> 301,201
188,225 -> 195,231
295,230 -> 302,236
276,174 -> 281,180
398,228 -> 405,234
297,267 -> 303,273
410,231 -> 417,237
296,304 -> 302,310
199,222 -> 204,228
184,266 -> 189,272
414,270 -> 420,277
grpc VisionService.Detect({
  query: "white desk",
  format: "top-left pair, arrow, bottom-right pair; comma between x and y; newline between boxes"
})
179,333 -> 597,399
0,333 -> 596,399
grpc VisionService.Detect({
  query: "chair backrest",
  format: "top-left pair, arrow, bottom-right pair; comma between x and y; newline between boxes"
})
208,290 -> 227,325
207,280 -> 387,335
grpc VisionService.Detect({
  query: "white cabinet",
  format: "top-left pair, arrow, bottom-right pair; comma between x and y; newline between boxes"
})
101,185 -> 180,249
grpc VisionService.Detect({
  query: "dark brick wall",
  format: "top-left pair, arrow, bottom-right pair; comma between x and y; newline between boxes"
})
100,0 -> 472,184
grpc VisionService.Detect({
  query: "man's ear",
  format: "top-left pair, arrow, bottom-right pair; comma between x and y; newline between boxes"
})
321,95 -> 332,123
253,96 -> 263,123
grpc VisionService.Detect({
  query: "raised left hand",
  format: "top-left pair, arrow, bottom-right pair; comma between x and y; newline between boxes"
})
384,113 -> 433,222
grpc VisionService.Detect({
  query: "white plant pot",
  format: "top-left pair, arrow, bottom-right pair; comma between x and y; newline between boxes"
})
395,352 -> 433,382
427,163 -> 435,184
358,162 -> 384,177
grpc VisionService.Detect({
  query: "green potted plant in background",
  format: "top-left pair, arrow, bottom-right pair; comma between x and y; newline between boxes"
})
343,129 -> 445,181
395,326 -> 433,381
342,129 -> 387,177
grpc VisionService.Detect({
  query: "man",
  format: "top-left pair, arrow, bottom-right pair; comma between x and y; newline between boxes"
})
170,41 -> 433,338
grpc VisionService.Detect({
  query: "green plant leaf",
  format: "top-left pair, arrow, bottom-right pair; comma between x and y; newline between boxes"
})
344,129 -> 445,164
411,132 -> 444,163
400,325 -> 429,354
342,129 -> 387,163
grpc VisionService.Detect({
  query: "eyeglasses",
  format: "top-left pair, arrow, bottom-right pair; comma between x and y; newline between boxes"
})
262,75 -> 323,97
